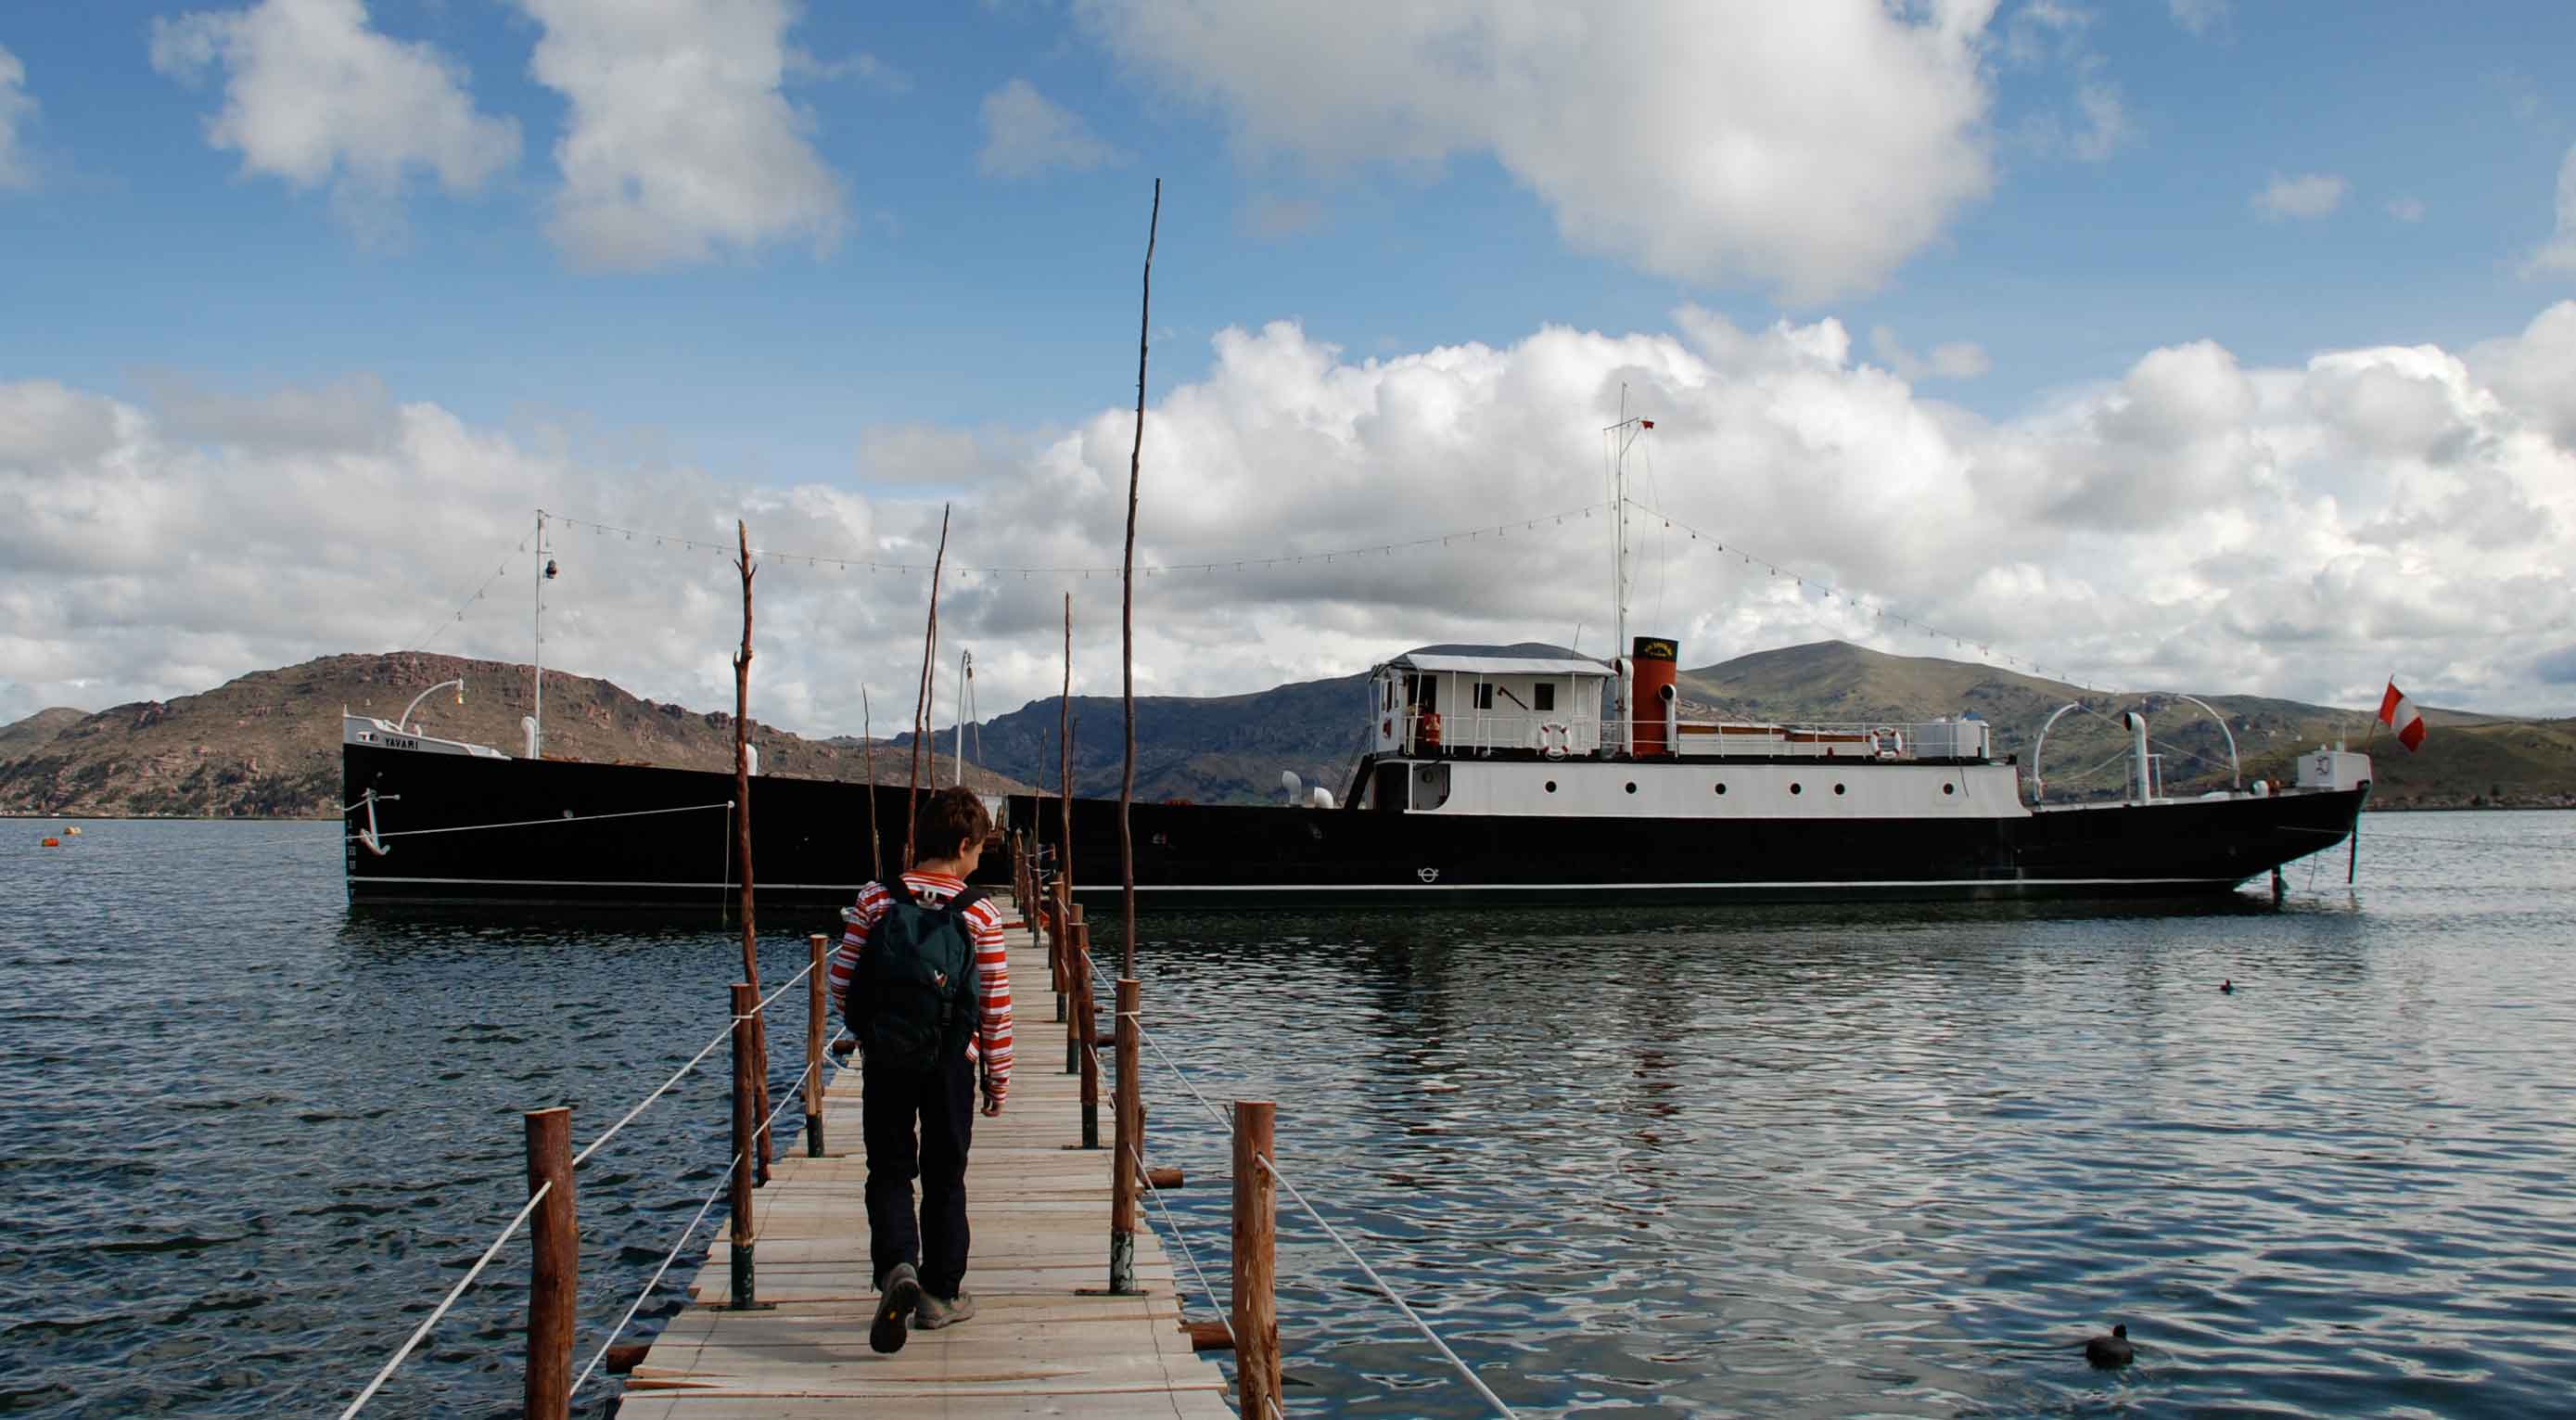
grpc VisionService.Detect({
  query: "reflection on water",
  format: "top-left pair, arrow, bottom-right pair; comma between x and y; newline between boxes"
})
3,813 -> 2573,1417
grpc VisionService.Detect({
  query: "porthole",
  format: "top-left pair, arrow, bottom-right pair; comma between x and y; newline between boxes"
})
1943,783 -> 1956,796
1625,782 -> 1638,794
1545,780 -> 1558,793
1790,782 -> 1803,795
1833,784 -> 1846,796
1715,782 -> 1728,795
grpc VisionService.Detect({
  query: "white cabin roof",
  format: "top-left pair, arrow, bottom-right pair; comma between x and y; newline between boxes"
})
1382,643 -> 1613,678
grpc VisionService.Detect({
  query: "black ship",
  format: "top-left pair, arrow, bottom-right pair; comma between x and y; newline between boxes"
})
340,633 -> 2370,911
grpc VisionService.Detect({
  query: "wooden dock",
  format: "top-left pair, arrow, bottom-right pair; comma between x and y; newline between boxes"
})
615,899 -> 1239,1418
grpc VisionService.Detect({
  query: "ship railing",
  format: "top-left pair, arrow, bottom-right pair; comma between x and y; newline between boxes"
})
1403,713 -> 1989,761
335,938 -> 840,1417
1039,881 -> 1518,1420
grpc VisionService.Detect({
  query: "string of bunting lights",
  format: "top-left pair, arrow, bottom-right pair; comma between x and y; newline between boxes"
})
406,533 -> 532,653
544,504 -> 1616,580
1624,497 -> 2098,692
405,499 -> 2098,697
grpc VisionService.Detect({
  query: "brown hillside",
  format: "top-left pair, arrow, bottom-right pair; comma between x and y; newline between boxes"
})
0,653 -> 1028,819
0,707 -> 88,761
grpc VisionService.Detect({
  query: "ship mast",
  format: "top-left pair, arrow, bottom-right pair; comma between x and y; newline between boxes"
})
530,508 -> 546,759
1603,394 -> 1650,755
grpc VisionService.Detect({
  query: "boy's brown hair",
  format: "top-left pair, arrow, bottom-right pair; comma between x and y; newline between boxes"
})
912,787 -> 994,864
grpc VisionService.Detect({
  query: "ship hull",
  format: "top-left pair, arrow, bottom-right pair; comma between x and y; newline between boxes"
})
344,743 -> 2364,911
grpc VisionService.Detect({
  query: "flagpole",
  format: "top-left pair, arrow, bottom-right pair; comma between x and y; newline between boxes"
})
2360,671 -> 2391,753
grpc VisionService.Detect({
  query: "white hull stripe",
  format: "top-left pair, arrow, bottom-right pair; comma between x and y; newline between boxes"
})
352,875 -> 2240,891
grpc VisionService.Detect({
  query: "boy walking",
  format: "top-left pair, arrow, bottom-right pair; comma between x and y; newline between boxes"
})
828,787 -> 1012,1354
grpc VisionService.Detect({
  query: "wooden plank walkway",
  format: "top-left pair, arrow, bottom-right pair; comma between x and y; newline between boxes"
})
618,898 -> 1238,1418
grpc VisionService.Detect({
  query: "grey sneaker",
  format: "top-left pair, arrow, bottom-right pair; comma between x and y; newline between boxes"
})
914,1288 -> 977,1330
871,1263 -> 922,1354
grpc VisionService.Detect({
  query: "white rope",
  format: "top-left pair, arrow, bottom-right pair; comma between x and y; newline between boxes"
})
568,1153 -> 739,1395
338,792 -> 398,813
1256,1152 -> 1516,1418
338,1181 -> 553,1418
752,955 -> 819,1017
1135,1021 -> 1234,1132
346,801 -> 733,842
571,1017 -> 737,1170
568,1029 -> 848,1394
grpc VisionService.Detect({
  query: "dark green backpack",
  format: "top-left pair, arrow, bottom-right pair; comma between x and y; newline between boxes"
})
848,878 -> 986,1073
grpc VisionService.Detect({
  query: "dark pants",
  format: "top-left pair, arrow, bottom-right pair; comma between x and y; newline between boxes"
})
861,1053 -> 976,1298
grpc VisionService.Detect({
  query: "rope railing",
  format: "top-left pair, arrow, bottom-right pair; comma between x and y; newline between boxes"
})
341,933 -> 834,1416
337,1182 -> 555,1419
1123,1139 -> 1288,1420
571,1017 -> 737,1171
569,1027 -> 848,1394
1254,1149 -> 1517,1419
345,800 -> 733,843
1096,966 -> 1516,1420
569,1154 -> 737,1395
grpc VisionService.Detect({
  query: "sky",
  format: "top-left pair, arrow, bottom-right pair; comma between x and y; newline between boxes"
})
4,0 -> 2575,738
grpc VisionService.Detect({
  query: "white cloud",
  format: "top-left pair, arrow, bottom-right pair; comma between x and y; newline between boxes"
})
148,0 -> 519,231
0,45 -> 35,189
978,79 -> 1126,179
2388,195 -> 2425,223
2251,172 -> 2346,221
517,0 -> 847,272
1869,326 -> 1991,381
2003,4 -> 2131,163
2168,0 -> 2227,37
2523,143 -> 2576,275
7,306 -> 2576,729
1076,0 -> 1997,301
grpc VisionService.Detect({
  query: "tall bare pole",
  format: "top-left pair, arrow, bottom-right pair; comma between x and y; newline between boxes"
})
1059,593 -> 1073,898
1118,179 -> 1160,981
861,686 -> 882,880
733,520 -> 771,1173
905,505 -> 951,870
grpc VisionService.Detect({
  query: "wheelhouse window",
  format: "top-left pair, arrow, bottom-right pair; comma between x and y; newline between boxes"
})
1534,683 -> 1556,712
1473,682 -> 1495,710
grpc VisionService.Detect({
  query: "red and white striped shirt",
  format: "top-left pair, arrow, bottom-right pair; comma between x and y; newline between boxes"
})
829,871 -> 1012,1104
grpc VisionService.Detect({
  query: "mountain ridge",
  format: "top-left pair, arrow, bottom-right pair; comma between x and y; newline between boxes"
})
7,641 -> 2569,817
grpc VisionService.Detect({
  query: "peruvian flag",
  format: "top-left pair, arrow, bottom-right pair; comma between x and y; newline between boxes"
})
2377,680 -> 2427,752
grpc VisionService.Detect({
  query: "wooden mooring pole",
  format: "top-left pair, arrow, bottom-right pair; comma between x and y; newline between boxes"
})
727,981 -> 769,1310
1109,976 -> 1144,1293
1076,923 -> 1101,1149
1063,910 -> 1087,1075
522,1106 -> 574,1420
1232,1100 -> 1281,1416
803,934 -> 827,1158
1052,891 -> 1074,1023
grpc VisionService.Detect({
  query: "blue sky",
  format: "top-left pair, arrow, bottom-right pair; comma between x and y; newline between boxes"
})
3,1 -> 2574,730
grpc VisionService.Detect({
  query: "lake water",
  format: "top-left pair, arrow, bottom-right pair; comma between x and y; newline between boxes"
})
4,812 -> 2572,1417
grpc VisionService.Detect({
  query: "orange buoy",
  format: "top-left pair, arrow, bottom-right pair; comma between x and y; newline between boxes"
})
41,838 -> 61,847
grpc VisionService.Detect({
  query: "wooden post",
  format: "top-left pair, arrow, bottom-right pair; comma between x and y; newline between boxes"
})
522,1107 -> 574,1420
1109,977 -> 1143,1293
1077,926 -> 1100,1149
1116,182 -> 1162,988
732,521 -> 772,1181
804,934 -> 827,1158
1063,912 -> 1087,1074
1057,899 -> 1079,1025
727,982 -> 763,1310
1231,1100 -> 1280,1417
904,505 -> 951,870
